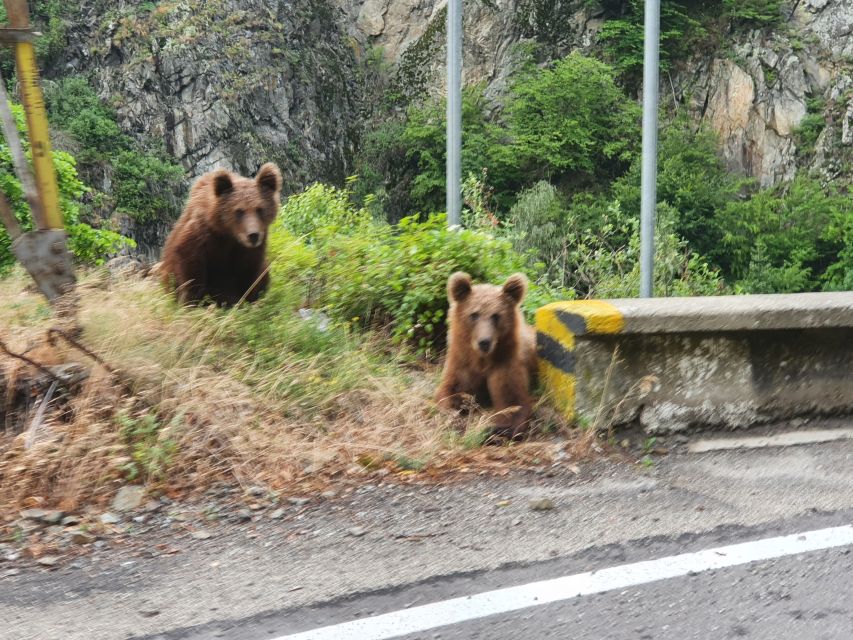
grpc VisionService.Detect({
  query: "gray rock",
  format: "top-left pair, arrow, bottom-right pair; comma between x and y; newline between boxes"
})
19,509 -> 49,522
61,515 -> 82,527
347,527 -> 367,538
100,512 -> 121,525
529,498 -> 556,511
69,531 -> 96,545
191,530 -> 213,540
269,509 -> 286,520
235,510 -> 253,523
36,556 -> 60,567
143,500 -> 163,513
288,497 -> 311,506
112,486 -> 146,512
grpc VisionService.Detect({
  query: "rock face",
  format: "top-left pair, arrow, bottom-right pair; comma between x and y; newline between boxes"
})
60,1 -> 364,191
48,0 -> 853,247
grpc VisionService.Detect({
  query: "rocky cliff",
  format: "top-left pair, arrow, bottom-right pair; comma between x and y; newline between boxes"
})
48,1 -> 853,225
58,0 -> 365,191
348,0 -> 853,188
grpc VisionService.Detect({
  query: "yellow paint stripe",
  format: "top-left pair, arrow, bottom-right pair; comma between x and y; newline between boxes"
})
540,300 -> 625,335
16,42 -> 62,230
535,300 -> 624,423
538,358 -> 576,420
535,305 -> 576,350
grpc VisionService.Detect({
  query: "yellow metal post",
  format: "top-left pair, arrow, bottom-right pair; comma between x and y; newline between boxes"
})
4,0 -> 62,230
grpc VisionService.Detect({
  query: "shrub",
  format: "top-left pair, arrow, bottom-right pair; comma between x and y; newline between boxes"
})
716,176 -> 852,291
504,52 -> 640,186
0,104 -> 134,272
560,198 -> 723,299
273,182 -> 562,355
279,180 -> 373,241
112,150 -> 184,223
508,181 -> 571,287
400,85 -> 508,214
314,213 -> 532,354
722,0 -> 783,28
611,116 -> 741,261
44,77 -> 185,223
597,0 -> 707,89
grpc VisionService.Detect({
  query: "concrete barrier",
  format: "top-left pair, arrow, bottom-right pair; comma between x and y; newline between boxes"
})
535,292 -> 853,434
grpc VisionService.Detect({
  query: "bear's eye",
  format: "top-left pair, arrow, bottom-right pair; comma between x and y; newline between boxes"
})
235,209 -> 245,219
469,312 -> 480,322
491,313 -> 500,325
256,207 -> 264,216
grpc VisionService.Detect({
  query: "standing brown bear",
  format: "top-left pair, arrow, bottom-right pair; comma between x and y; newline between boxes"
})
435,271 -> 537,439
160,163 -> 282,305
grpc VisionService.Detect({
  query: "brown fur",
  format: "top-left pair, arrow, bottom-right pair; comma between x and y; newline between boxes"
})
434,272 -> 537,439
160,163 -> 282,305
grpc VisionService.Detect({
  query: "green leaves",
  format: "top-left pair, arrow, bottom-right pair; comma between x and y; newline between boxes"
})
506,52 -> 640,185
0,102 -> 135,271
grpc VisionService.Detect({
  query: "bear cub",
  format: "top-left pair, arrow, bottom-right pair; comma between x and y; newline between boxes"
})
435,271 -> 537,439
161,163 -> 282,305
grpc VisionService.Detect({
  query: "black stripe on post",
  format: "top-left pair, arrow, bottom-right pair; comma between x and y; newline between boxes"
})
556,310 -> 588,336
536,332 -> 575,374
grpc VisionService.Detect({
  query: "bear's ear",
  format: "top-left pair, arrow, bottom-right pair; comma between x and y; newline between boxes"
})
213,171 -> 234,197
502,273 -> 528,305
256,163 -> 282,195
447,272 -> 472,303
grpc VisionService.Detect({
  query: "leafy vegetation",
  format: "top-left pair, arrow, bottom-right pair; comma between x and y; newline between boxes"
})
0,103 -> 133,272
43,77 -> 185,223
275,182 -> 562,355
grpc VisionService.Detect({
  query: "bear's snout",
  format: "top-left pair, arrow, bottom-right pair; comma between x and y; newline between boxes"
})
248,232 -> 261,246
477,338 -> 493,353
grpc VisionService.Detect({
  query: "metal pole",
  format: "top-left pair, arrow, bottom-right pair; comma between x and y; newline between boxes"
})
639,0 -> 660,298
446,0 -> 462,227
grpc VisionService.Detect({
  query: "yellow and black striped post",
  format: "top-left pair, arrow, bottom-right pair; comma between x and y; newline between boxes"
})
535,301 -> 625,422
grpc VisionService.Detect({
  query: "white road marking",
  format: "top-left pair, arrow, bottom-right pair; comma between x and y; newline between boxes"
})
688,428 -> 853,453
273,524 -> 853,640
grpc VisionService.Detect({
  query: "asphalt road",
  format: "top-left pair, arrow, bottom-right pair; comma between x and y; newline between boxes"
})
159,513 -> 853,640
3,421 -> 853,640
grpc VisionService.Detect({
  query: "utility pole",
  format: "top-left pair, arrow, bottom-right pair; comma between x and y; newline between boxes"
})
639,0 -> 660,298
446,0 -> 462,227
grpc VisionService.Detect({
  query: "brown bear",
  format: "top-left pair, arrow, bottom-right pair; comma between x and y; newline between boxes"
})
434,271 -> 537,439
160,163 -> 282,305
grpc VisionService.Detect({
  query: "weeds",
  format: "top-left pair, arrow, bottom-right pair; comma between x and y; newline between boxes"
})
0,269 -> 578,514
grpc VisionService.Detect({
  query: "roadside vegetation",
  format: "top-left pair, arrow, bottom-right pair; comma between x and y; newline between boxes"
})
1,0 -> 851,516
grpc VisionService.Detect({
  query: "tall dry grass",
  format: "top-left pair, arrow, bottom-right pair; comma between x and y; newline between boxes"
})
0,268 -> 573,514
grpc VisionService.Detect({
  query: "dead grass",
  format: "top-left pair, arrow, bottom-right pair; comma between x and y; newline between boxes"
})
0,268 -> 580,516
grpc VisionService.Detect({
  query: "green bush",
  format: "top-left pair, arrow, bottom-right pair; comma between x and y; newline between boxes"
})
722,0 -> 783,27
315,213 -> 534,354
508,180 -> 571,287
717,176 -> 853,292
610,116 -> 741,260
399,85 -> 508,214
279,180 -> 373,241
272,182 -> 563,355
554,197 -> 722,298
44,77 -> 185,223
0,104 -> 134,272
504,52 -> 640,186
112,150 -> 184,223
597,0 -> 707,89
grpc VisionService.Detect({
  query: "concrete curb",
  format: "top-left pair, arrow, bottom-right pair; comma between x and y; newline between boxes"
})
535,293 -> 853,433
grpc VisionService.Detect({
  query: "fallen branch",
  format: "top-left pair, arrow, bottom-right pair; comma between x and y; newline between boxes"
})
0,337 -> 61,382
47,328 -> 116,375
